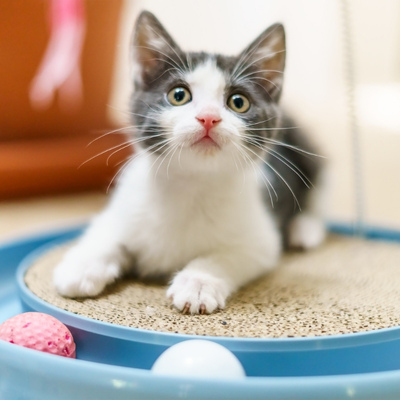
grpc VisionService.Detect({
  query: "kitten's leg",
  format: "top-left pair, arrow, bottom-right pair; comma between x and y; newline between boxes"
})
268,120 -> 327,250
53,213 -> 130,298
167,248 -> 279,314
288,169 -> 328,250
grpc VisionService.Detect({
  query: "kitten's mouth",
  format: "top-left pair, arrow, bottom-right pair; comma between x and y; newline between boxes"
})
192,131 -> 221,149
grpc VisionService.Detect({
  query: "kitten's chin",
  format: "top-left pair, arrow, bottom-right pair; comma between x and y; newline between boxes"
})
170,143 -> 237,175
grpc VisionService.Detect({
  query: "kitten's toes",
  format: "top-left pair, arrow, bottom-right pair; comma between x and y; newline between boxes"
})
181,302 -> 207,315
288,214 -> 326,250
167,270 -> 228,314
53,253 -> 122,298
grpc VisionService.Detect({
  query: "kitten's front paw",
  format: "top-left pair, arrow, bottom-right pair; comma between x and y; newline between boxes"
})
167,270 -> 229,315
53,250 -> 122,298
288,214 -> 326,250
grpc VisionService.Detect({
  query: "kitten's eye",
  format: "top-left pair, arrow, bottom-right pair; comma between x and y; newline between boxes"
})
167,87 -> 192,106
228,94 -> 250,113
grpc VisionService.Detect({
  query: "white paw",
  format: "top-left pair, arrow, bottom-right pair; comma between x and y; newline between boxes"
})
53,248 -> 123,298
288,214 -> 326,250
167,270 -> 229,315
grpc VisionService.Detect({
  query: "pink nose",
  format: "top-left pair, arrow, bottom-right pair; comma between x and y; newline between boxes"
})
196,114 -> 222,131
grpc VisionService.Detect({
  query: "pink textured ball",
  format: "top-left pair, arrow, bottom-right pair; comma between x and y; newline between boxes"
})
0,312 -> 76,358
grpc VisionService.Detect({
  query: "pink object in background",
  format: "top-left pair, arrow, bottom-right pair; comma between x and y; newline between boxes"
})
29,0 -> 86,112
0,312 -> 76,358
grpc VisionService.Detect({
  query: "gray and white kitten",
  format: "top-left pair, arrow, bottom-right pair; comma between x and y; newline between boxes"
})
53,11 -> 326,314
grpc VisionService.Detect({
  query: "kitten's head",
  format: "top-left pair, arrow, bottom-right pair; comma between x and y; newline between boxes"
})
130,11 -> 285,172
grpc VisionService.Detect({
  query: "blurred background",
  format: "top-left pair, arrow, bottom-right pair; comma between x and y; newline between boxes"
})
1,0 -> 399,240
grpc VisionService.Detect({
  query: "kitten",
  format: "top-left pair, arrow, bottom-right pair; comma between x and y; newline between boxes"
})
53,11 -> 326,314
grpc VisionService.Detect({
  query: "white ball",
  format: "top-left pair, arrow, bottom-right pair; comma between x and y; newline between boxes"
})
151,340 -> 246,379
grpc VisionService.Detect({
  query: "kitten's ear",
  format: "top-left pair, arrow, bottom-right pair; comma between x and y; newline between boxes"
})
132,11 -> 183,87
236,23 -> 286,100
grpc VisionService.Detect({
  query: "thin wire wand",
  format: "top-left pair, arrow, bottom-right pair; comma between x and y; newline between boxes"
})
340,0 -> 366,236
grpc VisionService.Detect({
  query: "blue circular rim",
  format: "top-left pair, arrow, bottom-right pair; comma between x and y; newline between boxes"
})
3,337 -> 400,400
2,224 -> 400,399
16,224 -> 400,353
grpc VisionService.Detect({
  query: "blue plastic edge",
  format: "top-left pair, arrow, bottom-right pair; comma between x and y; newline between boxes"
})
2,223 -> 400,399
329,222 -> 400,242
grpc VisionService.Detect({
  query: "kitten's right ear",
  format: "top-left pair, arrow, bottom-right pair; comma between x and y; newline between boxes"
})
132,11 -> 183,87
235,23 -> 286,101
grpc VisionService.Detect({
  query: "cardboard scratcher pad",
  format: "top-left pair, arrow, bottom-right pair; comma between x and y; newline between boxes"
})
25,235 -> 400,338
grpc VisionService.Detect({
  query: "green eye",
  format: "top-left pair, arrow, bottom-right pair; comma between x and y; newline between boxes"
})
228,94 -> 250,113
167,87 -> 192,106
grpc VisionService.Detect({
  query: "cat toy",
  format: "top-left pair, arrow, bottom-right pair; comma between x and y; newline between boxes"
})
0,312 -> 76,358
29,0 -> 85,112
151,340 -> 246,379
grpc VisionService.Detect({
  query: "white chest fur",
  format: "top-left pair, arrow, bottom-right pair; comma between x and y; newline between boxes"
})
107,155 -> 281,277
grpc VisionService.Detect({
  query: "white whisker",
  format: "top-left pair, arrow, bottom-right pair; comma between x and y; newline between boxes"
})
166,143 -> 182,179
231,142 -> 249,192
86,126 -> 136,147
153,140 -> 179,180
242,137 -> 313,189
177,143 -> 184,170
126,110 -> 161,121
236,142 -> 300,210
243,116 -> 278,127
107,138 -> 174,192
106,142 -> 135,166
79,140 -> 133,168
242,134 -> 324,158
147,138 -> 178,178
267,147 -> 313,188
233,142 -> 277,206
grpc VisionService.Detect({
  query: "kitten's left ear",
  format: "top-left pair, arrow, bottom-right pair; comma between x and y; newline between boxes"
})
132,11 -> 183,88
236,23 -> 286,100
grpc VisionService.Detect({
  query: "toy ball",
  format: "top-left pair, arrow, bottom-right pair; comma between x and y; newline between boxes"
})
151,339 -> 246,379
0,312 -> 76,358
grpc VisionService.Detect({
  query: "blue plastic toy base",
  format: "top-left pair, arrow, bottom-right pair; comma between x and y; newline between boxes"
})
1,225 -> 400,399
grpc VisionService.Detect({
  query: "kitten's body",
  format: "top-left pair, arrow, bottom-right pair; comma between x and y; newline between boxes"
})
54,12 -> 325,314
